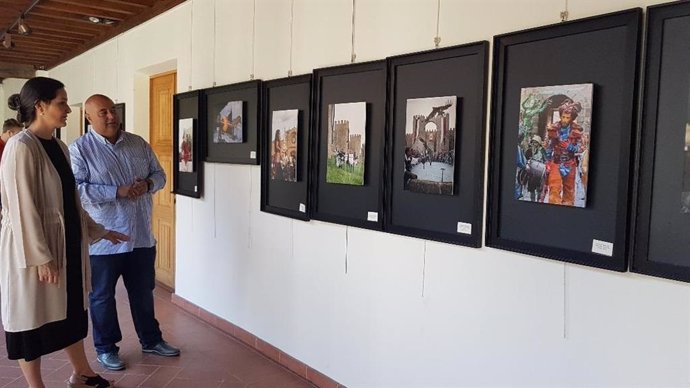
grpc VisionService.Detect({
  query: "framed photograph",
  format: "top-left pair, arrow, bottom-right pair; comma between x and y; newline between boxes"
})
204,80 -> 261,164
178,118 -> 195,172
487,9 -> 642,271
516,83 -> 593,207
261,74 -> 312,221
633,1 -> 690,282
385,42 -> 489,247
270,109 -> 299,182
311,61 -> 387,230
326,102 -> 366,186
173,90 -> 206,198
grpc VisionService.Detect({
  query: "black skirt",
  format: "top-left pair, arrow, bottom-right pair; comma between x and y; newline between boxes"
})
5,137 -> 88,361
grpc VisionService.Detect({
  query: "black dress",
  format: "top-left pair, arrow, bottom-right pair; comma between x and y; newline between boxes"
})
5,137 -> 88,361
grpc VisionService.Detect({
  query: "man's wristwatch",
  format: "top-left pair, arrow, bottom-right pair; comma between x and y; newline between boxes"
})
146,178 -> 153,193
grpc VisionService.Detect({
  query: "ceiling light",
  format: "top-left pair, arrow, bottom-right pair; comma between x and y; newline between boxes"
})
88,16 -> 101,23
17,17 -> 31,35
2,34 -> 14,49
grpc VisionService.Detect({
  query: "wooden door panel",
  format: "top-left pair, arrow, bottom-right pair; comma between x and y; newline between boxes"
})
150,72 -> 176,289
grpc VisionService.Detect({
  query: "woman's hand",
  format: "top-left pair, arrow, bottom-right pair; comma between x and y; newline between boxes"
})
102,230 -> 130,244
38,261 -> 59,284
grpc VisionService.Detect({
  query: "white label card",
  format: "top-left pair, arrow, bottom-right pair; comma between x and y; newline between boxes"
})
456,222 -> 472,235
367,212 -> 378,222
250,151 -> 257,159
194,185 -> 198,192
591,239 -> 614,257
299,203 -> 306,213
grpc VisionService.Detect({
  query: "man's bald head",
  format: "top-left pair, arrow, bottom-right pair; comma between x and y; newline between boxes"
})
85,94 -> 120,143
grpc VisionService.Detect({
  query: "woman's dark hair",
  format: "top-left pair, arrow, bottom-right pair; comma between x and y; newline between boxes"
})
7,77 -> 65,125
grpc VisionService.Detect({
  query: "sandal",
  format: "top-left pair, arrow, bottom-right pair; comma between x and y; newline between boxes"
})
68,374 -> 114,387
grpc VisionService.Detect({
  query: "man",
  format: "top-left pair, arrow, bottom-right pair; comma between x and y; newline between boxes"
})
544,100 -> 583,206
524,135 -> 547,202
70,94 -> 180,371
0,118 -> 22,160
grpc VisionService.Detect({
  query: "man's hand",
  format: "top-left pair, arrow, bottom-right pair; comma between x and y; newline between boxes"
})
130,179 -> 149,198
116,184 -> 131,198
102,230 -> 130,244
37,261 -> 59,284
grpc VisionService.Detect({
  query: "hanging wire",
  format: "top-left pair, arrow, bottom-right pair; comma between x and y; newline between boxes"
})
250,0 -> 257,80
188,0 -> 193,90
560,0 -> 569,22
213,164 -> 217,238
288,0 -> 294,76
248,167 -> 253,248
421,242 -> 428,297
434,0 -> 441,48
212,0 -> 217,86
563,263 -> 568,338
345,226 -> 349,274
115,38 -> 119,101
350,0 -> 356,63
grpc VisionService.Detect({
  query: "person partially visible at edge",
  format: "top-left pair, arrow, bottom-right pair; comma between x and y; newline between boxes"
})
69,94 -> 180,372
0,77 -> 129,388
0,118 -> 22,159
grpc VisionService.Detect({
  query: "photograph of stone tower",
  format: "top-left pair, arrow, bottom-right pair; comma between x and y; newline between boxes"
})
404,96 -> 457,195
326,102 -> 367,185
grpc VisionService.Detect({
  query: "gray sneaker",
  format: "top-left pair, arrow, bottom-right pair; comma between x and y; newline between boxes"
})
142,341 -> 180,357
96,351 -> 125,371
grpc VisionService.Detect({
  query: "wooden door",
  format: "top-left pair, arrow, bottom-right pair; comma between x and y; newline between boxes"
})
149,72 -> 176,289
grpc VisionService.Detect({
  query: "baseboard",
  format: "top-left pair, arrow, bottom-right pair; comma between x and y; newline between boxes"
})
171,293 -> 344,388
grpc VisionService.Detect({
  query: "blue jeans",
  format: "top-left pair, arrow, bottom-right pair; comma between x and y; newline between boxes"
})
90,247 -> 163,355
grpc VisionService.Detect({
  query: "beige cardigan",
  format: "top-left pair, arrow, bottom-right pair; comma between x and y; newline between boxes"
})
0,130 -> 107,332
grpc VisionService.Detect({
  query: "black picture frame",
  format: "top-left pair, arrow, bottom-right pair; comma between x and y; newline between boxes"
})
487,9 -> 642,271
204,80 -> 262,165
385,42 -> 489,247
632,1 -> 690,282
311,60 -> 387,230
173,90 -> 206,198
114,102 -> 125,131
260,74 -> 312,221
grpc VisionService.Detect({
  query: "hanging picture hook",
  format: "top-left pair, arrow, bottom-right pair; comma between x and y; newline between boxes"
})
434,0 -> 441,48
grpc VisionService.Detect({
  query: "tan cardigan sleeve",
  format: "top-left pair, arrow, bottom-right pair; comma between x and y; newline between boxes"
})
1,141 -> 54,268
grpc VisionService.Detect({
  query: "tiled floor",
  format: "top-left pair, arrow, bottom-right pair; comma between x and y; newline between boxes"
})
0,282 -> 315,388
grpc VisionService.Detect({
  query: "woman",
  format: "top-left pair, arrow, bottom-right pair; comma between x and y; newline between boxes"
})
0,77 -> 128,388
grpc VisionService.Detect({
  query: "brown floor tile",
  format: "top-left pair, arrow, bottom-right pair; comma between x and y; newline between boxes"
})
0,281 -> 322,388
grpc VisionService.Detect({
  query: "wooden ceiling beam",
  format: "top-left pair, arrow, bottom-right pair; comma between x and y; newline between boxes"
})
35,3 -> 131,20
26,15 -> 109,33
47,0 -> 186,69
49,0 -> 147,14
0,62 -> 35,79
14,33 -> 84,46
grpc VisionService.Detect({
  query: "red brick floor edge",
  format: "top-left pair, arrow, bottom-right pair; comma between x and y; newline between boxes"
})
171,294 -> 344,388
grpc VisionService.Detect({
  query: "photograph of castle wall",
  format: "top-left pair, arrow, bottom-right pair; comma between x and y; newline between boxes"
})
403,96 -> 457,195
516,83 -> 593,208
271,109 -> 299,182
326,102 -> 366,185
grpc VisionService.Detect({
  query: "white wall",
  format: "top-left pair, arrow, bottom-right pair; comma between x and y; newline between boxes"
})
0,78 -> 26,123
49,0 -> 690,387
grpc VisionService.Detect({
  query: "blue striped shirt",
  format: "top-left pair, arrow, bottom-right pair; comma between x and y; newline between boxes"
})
69,131 -> 166,255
